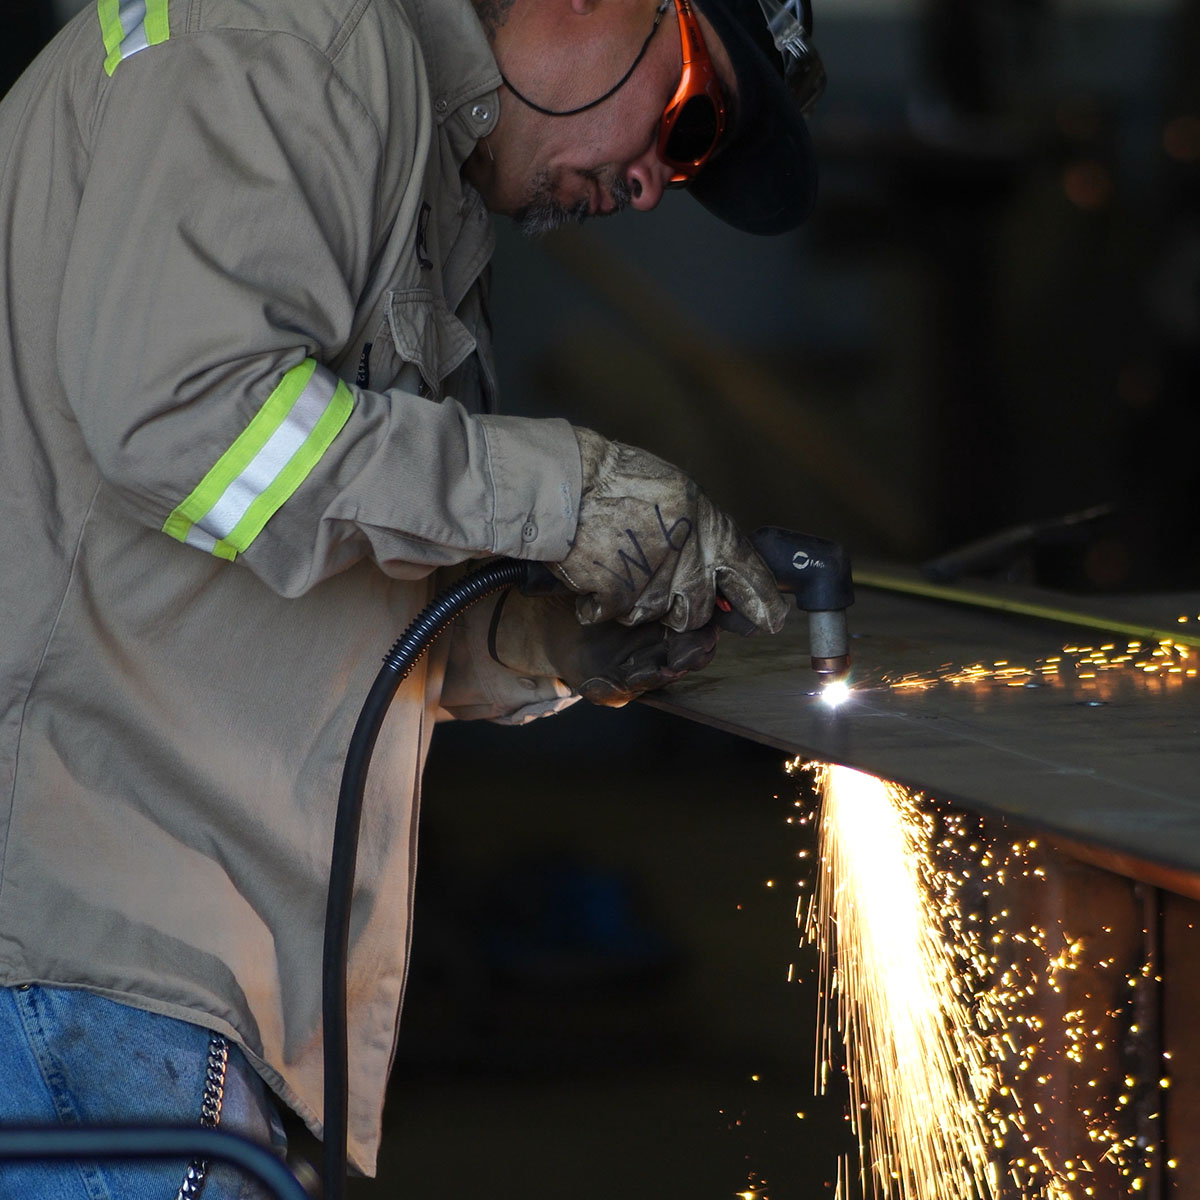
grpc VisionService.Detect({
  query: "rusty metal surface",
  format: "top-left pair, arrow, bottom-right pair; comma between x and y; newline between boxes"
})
1163,890 -> 1200,1198
644,574 -> 1200,882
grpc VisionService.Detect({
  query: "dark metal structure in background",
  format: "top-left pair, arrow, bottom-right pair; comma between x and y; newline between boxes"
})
648,573 -> 1200,1198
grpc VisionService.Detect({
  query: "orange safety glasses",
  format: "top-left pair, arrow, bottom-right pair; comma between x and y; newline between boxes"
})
657,0 -> 727,185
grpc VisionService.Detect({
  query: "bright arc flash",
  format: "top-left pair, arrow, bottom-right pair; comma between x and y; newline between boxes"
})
810,764 -> 998,1200
821,679 -> 852,708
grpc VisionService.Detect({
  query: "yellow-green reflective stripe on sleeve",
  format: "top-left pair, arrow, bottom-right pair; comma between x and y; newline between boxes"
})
163,359 -> 355,561
99,0 -> 171,77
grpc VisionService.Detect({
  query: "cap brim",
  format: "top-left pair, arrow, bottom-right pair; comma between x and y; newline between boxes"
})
688,0 -> 817,235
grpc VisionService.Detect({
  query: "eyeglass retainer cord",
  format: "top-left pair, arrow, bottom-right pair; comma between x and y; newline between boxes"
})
499,0 -> 670,117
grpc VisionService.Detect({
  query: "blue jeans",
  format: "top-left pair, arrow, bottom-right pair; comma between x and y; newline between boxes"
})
0,986 -> 288,1200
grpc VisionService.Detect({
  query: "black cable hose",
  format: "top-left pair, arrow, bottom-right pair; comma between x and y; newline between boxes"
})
322,558 -> 529,1200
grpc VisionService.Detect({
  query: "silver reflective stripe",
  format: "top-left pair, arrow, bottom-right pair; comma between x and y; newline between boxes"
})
100,0 -> 169,76
115,0 -> 149,56
182,366 -> 339,554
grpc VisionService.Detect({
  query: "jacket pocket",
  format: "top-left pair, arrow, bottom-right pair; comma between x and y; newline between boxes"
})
385,289 -> 476,401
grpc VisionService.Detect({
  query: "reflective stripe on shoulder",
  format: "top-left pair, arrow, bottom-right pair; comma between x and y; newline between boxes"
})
163,359 -> 355,561
99,0 -> 171,76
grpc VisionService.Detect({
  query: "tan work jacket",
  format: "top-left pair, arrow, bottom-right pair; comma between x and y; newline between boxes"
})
0,0 -> 581,1173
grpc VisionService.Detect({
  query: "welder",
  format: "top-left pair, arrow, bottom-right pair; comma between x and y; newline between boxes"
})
0,0 -> 823,1195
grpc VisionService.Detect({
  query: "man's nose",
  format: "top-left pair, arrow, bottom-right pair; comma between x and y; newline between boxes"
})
624,149 -> 674,212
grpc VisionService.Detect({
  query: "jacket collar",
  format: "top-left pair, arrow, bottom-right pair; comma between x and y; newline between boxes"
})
399,0 -> 502,168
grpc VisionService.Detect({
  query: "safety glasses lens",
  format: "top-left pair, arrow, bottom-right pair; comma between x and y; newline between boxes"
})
664,93 -> 720,165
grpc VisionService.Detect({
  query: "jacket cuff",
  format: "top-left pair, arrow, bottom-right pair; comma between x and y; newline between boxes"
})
478,414 -> 580,562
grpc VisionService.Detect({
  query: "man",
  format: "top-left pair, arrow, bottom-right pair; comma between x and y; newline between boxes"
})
0,0 -> 821,1194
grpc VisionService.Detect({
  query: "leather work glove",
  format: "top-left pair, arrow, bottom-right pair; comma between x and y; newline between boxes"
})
489,592 -> 720,708
550,428 -> 788,634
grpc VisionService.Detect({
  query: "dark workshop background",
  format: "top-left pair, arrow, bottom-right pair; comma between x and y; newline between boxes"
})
7,1 -> 1199,1196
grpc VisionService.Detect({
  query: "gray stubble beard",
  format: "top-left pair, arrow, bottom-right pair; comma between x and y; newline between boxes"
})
514,173 -> 635,237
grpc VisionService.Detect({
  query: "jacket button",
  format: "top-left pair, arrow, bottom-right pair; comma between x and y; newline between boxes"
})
471,103 -> 491,123
434,98 -> 448,114
521,521 -> 538,542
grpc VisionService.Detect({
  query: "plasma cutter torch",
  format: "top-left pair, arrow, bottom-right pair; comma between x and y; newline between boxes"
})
745,526 -> 855,683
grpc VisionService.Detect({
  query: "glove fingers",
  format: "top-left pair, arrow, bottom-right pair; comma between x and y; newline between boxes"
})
715,562 -> 789,634
578,677 -> 637,708
665,622 -> 719,672
573,573 -> 677,627
615,624 -> 719,690
573,592 -> 605,626
620,575 -> 676,629
574,562 -> 781,635
623,559 -> 718,632
577,619 -> 719,707
663,574 -> 715,633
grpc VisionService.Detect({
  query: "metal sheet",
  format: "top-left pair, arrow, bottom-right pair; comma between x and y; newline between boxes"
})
644,574 -> 1200,883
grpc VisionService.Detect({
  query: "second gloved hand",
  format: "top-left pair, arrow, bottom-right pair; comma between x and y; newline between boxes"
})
550,427 -> 788,634
489,592 -> 719,708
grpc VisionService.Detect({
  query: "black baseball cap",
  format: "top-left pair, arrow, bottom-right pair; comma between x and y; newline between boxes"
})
687,0 -> 824,234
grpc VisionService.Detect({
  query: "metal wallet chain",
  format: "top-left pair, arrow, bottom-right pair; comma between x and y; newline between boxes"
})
175,1033 -> 230,1200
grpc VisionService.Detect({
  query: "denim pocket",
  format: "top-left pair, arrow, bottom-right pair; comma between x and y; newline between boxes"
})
0,986 -> 285,1200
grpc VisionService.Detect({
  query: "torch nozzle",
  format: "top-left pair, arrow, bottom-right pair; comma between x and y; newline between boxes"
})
808,608 -> 851,681
813,653 -> 852,683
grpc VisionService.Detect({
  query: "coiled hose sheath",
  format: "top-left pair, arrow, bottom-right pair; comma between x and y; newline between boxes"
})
322,558 -> 530,1200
